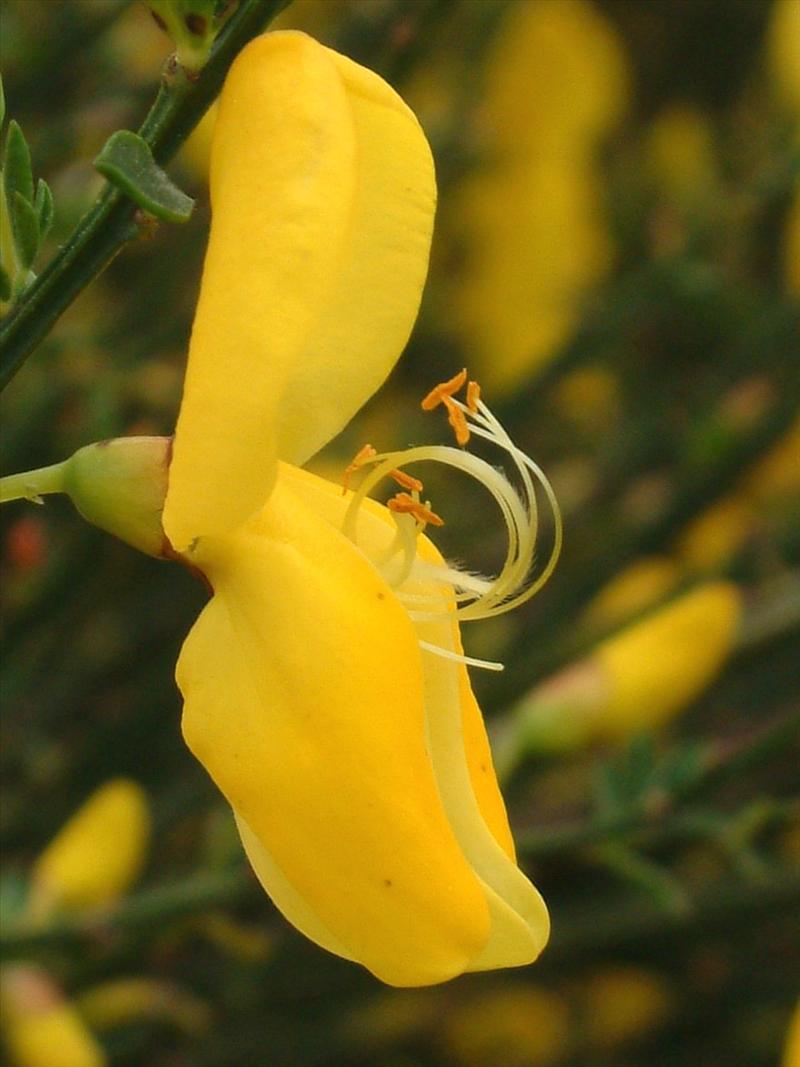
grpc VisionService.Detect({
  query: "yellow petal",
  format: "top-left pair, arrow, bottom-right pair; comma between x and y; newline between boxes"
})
278,463 -> 548,970
164,32 -> 435,549
458,672 -> 516,860
415,613 -> 550,972
164,33 -> 353,548
280,463 -> 515,858
177,472 -> 489,986
277,46 -> 436,467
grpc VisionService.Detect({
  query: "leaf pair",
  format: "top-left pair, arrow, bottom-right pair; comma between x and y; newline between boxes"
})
0,79 -> 54,306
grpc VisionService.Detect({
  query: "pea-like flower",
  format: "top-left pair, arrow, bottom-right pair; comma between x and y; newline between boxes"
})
161,32 -> 560,987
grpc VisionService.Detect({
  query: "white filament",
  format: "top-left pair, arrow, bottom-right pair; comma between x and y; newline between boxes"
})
342,395 -> 562,668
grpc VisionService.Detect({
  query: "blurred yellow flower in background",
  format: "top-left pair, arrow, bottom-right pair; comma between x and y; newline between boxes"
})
449,0 -> 629,393
582,556 -> 682,632
437,985 -> 569,1067
497,582 -> 741,765
768,0 -> 800,121
675,496 -> 756,574
0,966 -> 105,1067
28,779 -> 149,920
76,978 -> 212,1039
644,105 -> 717,207
580,966 -> 673,1049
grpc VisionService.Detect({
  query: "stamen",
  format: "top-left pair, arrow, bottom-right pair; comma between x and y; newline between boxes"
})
341,373 -> 562,671
443,395 -> 470,446
342,443 -> 377,494
387,492 -> 445,527
418,640 -> 504,672
390,469 -> 424,493
420,368 -> 468,411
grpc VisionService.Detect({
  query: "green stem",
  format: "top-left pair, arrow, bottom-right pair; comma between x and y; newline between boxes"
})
0,461 -> 67,503
0,0 -> 291,391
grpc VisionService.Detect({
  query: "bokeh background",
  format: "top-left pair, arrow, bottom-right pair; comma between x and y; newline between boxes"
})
1,1 -> 798,1065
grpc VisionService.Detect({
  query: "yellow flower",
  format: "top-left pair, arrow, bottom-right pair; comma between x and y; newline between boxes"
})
643,105 -> 717,205
580,966 -> 672,1049
582,556 -> 681,631
563,581 -> 740,740
29,779 -> 149,919
163,32 -> 560,987
449,0 -> 628,392
767,0 -> 800,121
76,978 -> 211,1038
497,583 -> 740,763
437,985 -> 569,1067
0,966 -> 105,1067
675,495 -> 754,573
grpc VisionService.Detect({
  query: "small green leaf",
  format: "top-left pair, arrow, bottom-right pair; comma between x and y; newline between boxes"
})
34,178 -> 54,241
0,263 -> 11,303
649,740 -> 709,796
0,76 -> 6,130
10,190 -> 39,269
4,120 -> 34,205
94,130 -> 194,223
591,843 -> 691,915
594,733 -> 657,816
0,872 -> 29,927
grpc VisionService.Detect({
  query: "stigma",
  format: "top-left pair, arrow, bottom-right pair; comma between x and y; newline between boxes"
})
341,372 -> 562,663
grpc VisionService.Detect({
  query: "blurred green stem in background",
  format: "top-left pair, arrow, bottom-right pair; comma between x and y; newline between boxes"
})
0,0 -> 291,391
3,860 -> 797,972
516,702 -> 800,855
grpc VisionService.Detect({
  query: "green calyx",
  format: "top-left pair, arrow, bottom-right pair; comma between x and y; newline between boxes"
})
147,0 -> 233,74
0,436 -> 173,558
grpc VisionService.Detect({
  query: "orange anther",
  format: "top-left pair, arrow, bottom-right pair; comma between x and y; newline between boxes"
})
343,443 -> 377,493
443,396 -> 470,447
421,368 -> 468,411
387,492 -> 445,527
466,379 -> 481,413
390,469 -> 424,492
